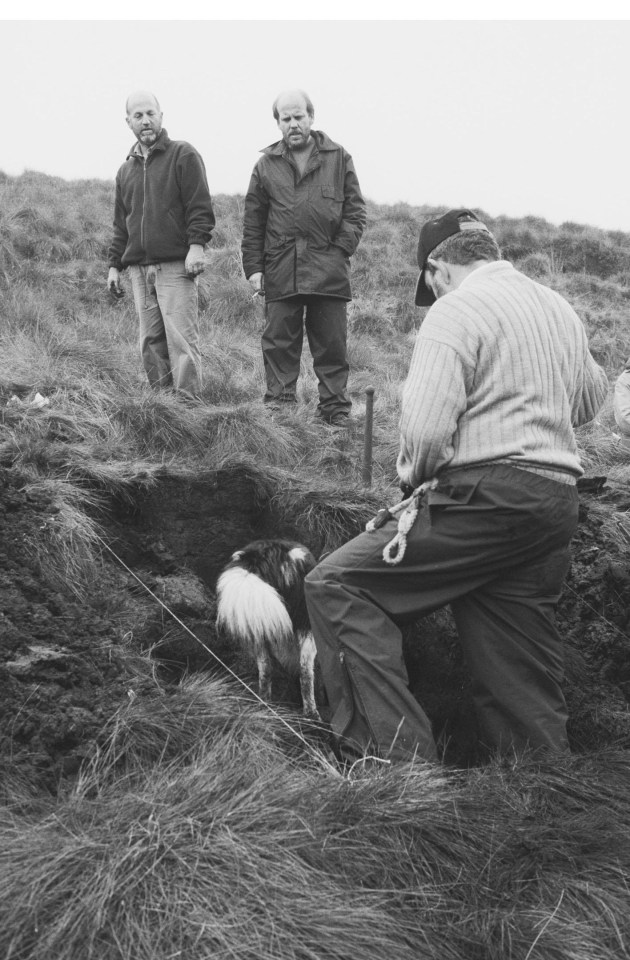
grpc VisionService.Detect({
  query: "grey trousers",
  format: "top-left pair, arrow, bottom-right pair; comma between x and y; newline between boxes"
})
130,262 -> 202,398
262,295 -> 351,420
304,465 -> 579,762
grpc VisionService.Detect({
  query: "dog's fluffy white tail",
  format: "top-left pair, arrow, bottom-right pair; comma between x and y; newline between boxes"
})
216,567 -> 296,668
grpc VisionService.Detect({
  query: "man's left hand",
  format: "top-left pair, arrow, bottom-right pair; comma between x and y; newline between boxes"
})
185,244 -> 206,277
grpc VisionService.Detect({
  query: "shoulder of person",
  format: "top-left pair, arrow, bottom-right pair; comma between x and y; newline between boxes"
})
164,136 -> 204,158
259,140 -> 285,158
313,130 -> 346,153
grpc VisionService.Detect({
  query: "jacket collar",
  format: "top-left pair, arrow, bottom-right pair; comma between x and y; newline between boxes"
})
261,129 -> 339,157
126,129 -> 171,161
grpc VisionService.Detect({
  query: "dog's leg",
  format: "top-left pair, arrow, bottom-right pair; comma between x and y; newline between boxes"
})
257,651 -> 273,703
298,632 -> 321,721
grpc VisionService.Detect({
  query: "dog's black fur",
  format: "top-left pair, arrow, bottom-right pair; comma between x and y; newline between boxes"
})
216,539 -> 321,719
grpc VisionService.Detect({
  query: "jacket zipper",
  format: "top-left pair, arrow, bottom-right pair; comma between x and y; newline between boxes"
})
141,155 -> 148,255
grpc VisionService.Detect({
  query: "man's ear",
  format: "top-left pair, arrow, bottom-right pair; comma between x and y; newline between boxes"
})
431,259 -> 451,287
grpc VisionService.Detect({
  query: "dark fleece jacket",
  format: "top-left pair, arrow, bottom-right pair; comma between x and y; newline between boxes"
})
108,130 -> 215,270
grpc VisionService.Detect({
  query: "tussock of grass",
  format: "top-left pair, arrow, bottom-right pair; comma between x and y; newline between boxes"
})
203,403 -> 322,469
3,677 -> 630,960
111,393 -> 210,457
20,478 -> 105,599
273,483 -> 382,555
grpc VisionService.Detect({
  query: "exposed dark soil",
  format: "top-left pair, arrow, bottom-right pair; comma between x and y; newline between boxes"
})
2,463 -> 630,793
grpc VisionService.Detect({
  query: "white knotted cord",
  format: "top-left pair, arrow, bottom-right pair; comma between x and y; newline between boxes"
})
366,479 -> 438,565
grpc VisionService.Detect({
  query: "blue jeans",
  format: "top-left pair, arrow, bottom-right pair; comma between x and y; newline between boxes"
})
129,261 -> 202,398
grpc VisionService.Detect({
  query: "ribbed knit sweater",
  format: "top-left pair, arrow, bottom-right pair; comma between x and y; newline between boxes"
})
397,261 -> 609,487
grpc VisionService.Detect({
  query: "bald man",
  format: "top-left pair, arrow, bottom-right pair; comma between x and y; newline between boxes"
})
241,89 -> 366,426
108,91 -> 215,400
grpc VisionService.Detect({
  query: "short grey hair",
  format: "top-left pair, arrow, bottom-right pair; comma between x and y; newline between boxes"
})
430,223 -> 501,265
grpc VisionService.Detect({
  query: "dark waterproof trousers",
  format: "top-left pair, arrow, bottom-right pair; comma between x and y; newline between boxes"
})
262,294 -> 351,421
304,465 -> 579,762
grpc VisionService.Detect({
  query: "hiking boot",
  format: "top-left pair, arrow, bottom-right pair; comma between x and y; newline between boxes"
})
264,398 -> 297,419
324,413 -> 350,428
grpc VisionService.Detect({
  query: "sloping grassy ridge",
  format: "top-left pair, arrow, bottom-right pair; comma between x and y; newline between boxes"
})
2,170 -> 630,959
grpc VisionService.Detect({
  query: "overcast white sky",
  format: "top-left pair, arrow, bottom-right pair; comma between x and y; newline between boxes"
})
3,14 -> 630,232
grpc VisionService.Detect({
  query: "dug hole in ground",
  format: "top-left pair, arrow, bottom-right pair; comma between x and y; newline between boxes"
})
2,459 -> 630,791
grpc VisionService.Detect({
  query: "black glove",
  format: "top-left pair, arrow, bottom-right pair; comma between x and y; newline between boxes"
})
399,482 -> 415,500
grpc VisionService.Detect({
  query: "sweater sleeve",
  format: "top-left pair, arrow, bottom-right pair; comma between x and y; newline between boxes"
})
241,166 -> 269,279
572,349 -> 609,427
397,336 -> 468,487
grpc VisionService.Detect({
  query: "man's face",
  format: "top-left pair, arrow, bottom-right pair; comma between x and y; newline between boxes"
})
126,96 -> 163,149
276,96 -> 314,151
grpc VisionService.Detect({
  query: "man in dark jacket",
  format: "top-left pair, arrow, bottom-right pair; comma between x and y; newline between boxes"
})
107,91 -> 215,399
241,90 -> 366,425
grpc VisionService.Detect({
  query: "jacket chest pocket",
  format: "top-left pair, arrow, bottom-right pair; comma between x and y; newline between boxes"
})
317,184 -> 344,234
320,184 -> 344,204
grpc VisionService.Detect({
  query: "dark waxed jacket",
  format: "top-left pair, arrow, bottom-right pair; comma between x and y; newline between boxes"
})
108,130 -> 215,270
241,130 -> 366,302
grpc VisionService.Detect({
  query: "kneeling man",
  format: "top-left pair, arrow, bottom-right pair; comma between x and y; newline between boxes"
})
305,209 -> 608,763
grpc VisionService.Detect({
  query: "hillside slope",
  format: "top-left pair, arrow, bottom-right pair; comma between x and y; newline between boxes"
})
3,171 -> 630,960
1,168 -> 630,780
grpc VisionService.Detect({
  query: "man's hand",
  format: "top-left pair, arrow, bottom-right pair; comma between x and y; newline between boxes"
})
107,267 -> 124,299
185,244 -> 206,277
248,272 -> 264,296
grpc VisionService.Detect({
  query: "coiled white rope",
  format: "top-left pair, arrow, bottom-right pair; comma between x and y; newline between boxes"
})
366,479 -> 438,565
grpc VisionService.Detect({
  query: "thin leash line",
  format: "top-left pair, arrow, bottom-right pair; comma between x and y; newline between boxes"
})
94,534 -> 339,772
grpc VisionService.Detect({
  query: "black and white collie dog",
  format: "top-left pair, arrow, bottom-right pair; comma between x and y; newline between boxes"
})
215,539 -> 321,720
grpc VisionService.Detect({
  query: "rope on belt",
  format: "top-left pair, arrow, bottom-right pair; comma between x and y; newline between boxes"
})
366,479 -> 438,565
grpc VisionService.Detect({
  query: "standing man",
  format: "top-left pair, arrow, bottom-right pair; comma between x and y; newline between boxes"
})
241,90 -> 366,426
305,209 -> 609,764
108,91 -> 215,400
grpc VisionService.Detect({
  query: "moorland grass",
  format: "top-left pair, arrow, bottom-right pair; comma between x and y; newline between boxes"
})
2,171 -> 630,960
2,676 -> 630,960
